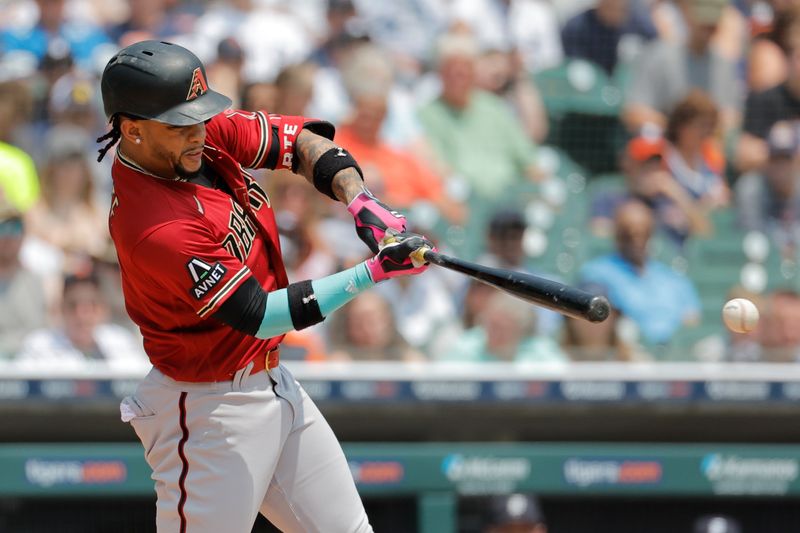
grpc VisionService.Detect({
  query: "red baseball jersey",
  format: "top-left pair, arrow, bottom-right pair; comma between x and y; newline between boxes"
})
109,109 -> 332,382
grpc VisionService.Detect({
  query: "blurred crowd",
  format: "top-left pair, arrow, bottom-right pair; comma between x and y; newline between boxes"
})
1,0 -> 800,370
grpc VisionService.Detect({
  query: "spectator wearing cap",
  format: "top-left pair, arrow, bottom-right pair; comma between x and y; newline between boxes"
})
15,270 -> 148,372
479,209 -> 562,337
309,0 -> 361,69
581,199 -> 701,346
738,8 -> 800,172
306,7 -> 371,125
483,493 -> 547,533
206,37 -> 246,109
0,203 -> 47,358
562,0 -> 658,75
0,0 -> 110,71
418,33 -> 540,203
590,135 -> 710,247
623,0 -> 740,136
694,514 -> 741,533
736,121 -> 800,257
47,72 -> 103,134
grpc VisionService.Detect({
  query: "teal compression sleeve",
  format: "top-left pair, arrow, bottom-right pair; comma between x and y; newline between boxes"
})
256,262 -> 374,339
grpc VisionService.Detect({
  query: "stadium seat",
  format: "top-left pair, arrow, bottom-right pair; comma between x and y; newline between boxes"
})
534,59 -> 628,173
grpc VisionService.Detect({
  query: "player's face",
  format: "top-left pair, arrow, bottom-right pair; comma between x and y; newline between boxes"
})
140,120 -> 207,180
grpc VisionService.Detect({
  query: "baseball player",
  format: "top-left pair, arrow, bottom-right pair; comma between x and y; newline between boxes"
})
97,40 -> 433,533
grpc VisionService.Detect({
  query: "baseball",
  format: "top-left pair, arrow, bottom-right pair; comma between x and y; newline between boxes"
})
722,298 -> 759,334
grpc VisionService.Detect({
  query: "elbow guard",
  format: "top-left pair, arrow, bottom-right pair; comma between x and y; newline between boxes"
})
312,147 -> 364,201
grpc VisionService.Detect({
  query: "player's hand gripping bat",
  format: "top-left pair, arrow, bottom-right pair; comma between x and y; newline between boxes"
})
411,247 -> 611,323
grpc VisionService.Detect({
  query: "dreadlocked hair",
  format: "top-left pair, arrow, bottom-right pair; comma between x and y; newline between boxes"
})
96,115 -> 122,162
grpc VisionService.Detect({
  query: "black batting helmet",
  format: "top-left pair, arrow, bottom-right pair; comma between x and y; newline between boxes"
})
100,40 -> 231,126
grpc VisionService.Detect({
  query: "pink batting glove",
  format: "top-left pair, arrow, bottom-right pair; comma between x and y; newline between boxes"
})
365,233 -> 435,283
347,190 -> 407,253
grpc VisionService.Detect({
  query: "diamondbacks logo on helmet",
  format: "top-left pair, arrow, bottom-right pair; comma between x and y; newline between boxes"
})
186,67 -> 208,101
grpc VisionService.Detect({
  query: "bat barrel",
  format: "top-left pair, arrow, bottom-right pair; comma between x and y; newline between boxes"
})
422,249 -> 611,323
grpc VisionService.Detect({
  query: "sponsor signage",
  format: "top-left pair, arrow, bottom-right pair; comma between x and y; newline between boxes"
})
25,459 -> 127,488
563,458 -> 663,488
701,454 -> 799,495
636,381 -> 692,400
442,454 -> 531,494
341,381 -> 399,401
411,381 -> 482,401
349,460 -> 405,486
39,380 -> 98,399
703,382 -> 771,402
0,380 -> 30,400
300,380 -> 333,400
491,381 -> 551,400
560,381 -> 626,401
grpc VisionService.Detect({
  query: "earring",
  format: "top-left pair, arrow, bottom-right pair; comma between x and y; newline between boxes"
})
135,138 -> 141,145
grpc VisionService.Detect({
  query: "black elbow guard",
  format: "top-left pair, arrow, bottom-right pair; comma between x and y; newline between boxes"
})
312,147 -> 364,201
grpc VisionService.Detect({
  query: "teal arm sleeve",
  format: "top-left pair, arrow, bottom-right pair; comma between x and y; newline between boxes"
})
256,262 -> 374,339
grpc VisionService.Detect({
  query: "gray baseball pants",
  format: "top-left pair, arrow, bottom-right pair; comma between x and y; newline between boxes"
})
121,363 -> 373,533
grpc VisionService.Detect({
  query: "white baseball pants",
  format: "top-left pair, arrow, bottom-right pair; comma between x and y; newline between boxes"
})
121,363 -> 373,533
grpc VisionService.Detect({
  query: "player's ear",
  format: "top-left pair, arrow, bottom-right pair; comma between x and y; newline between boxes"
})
119,117 -> 143,144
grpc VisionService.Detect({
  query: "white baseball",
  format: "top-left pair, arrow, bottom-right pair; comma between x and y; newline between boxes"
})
722,298 -> 760,334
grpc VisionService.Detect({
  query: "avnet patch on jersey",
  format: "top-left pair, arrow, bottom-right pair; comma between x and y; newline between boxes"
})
186,257 -> 228,300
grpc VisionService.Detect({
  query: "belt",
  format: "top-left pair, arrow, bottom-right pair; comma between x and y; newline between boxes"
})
250,348 -> 280,374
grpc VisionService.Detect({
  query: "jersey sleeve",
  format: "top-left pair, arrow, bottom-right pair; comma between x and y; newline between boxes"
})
205,109 -> 335,171
130,220 -> 253,319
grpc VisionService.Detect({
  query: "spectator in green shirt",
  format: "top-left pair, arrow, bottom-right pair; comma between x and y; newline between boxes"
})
418,33 -> 540,201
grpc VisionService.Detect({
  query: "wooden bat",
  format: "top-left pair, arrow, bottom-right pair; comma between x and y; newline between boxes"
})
412,248 -> 610,323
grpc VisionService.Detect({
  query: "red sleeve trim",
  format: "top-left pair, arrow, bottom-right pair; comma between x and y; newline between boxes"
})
250,112 -> 270,169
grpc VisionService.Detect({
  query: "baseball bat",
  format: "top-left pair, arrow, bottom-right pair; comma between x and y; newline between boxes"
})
413,248 -> 611,323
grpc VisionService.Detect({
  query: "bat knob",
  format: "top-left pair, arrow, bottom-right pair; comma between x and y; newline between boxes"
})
586,296 -> 611,323
410,246 -> 430,268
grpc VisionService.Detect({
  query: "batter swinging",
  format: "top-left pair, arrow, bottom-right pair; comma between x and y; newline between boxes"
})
97,41 -> 433,532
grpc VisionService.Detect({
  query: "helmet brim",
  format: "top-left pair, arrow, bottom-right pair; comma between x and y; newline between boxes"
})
150,89 -> 232,126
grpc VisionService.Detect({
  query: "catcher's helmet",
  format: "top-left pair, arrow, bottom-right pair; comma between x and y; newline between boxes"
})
100,40 -> 231,126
